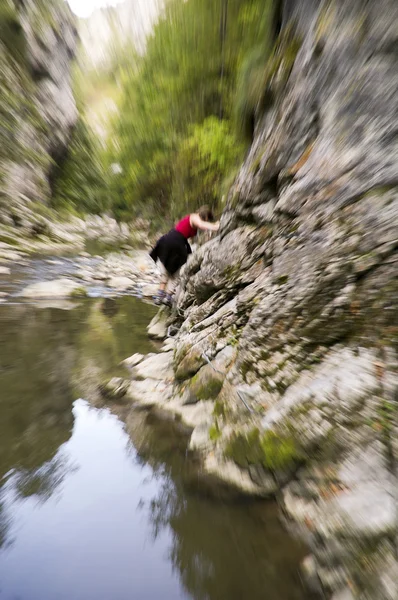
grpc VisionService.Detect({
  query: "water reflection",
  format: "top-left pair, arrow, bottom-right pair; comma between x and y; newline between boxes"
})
130,414 -> 308,600
0,299 -> 307,600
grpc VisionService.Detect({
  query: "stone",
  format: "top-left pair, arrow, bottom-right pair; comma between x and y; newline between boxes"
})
141,283 -> 159,297
163,0 -> 398,595
189,423 -> 212,451
131,351 -> 174,381
1,0 -> 78,224
185,363 -> 225,404
122,353 -> 144,368
329,444 -> 396,538
147,307 -> 168,340
0,266 -> 11,275
20,279 -> 85,299
99,377 -> 130,402
127,378 -> 173,408
107,276 -> 134,291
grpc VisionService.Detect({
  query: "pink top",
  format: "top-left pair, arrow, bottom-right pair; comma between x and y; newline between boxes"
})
175,214 -> 197,239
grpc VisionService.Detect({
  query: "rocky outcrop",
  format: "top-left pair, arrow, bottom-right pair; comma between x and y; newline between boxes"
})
118,1 -> 398,598
0,0 -> 78,230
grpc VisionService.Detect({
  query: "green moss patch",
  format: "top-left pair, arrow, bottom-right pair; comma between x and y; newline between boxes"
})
225,427 -> 303,473
188,364 -> 224,402
209,420 -> 221,442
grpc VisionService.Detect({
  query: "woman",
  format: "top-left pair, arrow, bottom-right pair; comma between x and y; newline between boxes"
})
149,206 -> 220,306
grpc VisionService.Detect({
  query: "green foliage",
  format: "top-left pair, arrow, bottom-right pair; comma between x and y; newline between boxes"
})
51,119 -> 110,215
113,0 -> 276,221
172,117 -> 244,217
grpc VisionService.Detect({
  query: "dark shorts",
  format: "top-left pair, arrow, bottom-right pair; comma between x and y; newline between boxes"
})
149,229 -> 192,275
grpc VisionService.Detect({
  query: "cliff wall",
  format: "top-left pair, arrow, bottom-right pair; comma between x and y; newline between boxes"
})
172,0 -> 398,597
0,0 -> 77,230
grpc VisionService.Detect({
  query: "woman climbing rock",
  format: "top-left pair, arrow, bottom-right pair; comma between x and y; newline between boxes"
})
149,206 -> 219,307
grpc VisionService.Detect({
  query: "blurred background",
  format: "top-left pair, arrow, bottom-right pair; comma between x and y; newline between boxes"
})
1,0 -> 277,230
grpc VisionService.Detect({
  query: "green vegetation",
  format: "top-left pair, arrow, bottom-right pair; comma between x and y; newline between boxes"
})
69,0 -> 278,223
51,119 -> 110,215
1,0 -> 294,223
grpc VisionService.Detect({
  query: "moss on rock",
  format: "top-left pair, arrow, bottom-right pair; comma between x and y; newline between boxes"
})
187,364 -> 224,402
225,427 -> 303,473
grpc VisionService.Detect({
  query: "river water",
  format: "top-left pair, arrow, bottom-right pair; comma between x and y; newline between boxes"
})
0,265 -> 308,600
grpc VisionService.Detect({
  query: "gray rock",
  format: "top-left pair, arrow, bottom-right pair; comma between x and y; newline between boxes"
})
131,351 -> 174,381
107,276 -> 134,291
141,283 -> 159,298
1,0 -> 78,223
99,377 -> 130,402
147,308 -> 168,340
21,279 -> 85,299
122,353 -> 145,368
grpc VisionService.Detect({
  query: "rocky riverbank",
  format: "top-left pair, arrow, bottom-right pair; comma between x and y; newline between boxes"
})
99,1 -> 398,599
0,214 -> 162,303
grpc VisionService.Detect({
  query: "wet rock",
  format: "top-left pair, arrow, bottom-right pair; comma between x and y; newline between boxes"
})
99,377 -> 130,402
122,353 -> 145,368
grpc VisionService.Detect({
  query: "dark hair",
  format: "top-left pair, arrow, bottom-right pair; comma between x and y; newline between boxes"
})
198,205 -> 214,222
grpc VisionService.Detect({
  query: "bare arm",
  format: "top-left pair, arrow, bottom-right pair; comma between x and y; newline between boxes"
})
190,213 -> 220,232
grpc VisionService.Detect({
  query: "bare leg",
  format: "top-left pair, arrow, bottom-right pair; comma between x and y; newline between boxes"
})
165,268 -> 180,296
152,262 -> 169,304
158,262 -> 169,293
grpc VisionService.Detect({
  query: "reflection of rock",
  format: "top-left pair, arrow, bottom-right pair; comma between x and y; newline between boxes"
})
123,409 -> 306,600
100,298 -> 119,317
0,304 -> 77,482
21,278 -> 86,299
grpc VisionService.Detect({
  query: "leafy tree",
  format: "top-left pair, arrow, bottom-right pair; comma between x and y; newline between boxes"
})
51,119 -> 109,215
112,0 -> 276,221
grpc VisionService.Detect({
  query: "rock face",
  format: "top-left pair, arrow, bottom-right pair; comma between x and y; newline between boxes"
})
167,1 -> 398,598
0,0 -> 78,230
